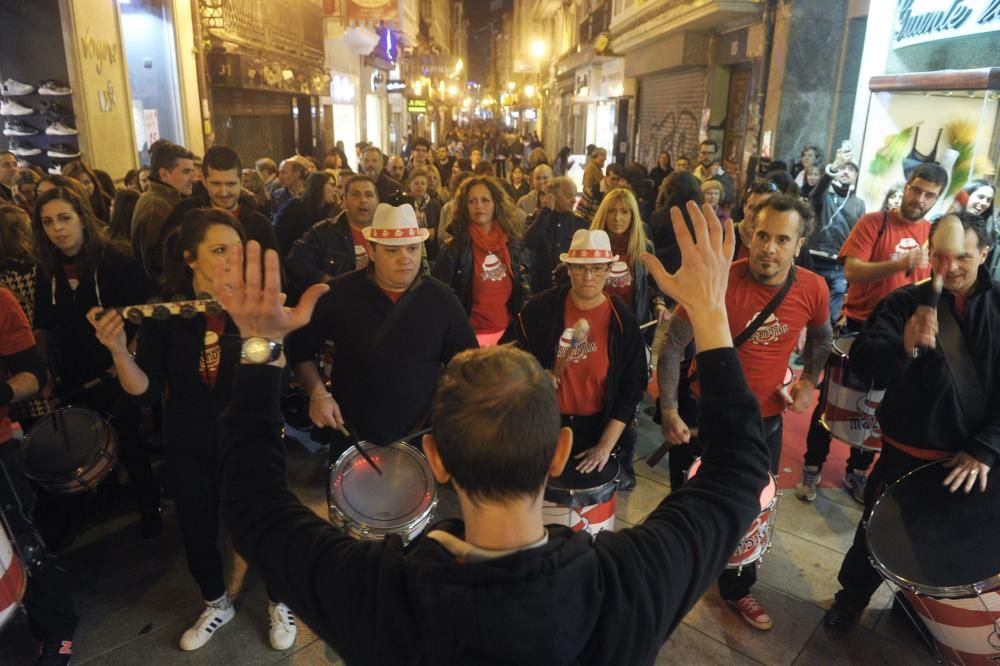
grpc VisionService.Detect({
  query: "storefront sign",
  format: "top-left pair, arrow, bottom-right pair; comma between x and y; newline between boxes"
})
407,98 -> 428,113
331,74 -> 356,102
386,79 -> 406,92
523,109 -> 537,120
893,0 -> 1000,49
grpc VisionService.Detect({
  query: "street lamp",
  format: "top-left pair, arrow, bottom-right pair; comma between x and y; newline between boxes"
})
530,39 -> 546,59
524,84 -> 536,97
507,81 -> 516,91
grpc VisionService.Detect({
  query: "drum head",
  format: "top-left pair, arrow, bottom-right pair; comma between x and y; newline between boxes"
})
868,461 -> 1000,596
331,442 -> 435,531
547,459 -> 619,506
22,408 -> 110,477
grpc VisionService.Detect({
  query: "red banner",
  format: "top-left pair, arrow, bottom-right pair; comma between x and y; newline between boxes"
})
344,0 -> 398,26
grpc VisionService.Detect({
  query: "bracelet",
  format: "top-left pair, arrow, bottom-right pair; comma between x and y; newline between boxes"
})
310,391 -> 334,401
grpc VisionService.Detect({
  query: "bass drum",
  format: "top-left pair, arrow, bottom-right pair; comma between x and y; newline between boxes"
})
20,408 -> 118,494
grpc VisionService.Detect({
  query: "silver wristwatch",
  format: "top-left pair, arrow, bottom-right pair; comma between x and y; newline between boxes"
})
240,337 -> 283,364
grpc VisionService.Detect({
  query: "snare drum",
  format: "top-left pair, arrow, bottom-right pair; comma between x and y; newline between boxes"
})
328,441 -> 437,545
543,460 -> 619,536
688,458 -> 778,570
20,408 -> 118,494
0,523 -> 26,630
820,336 -> 885,451
868,461 -> 1000,665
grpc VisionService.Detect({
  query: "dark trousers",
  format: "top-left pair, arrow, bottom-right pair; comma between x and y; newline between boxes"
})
801,317 -> 876,474
0,440 -> 78,642
668,414 -> 783,600
834,444 -> 928,610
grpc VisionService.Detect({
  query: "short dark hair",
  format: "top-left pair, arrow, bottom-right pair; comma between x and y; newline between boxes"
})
203,146 -> 241,175
412,137 -> 431,150
931,212 -> 989,250
908,163 -> 949,190
431,345 -> 560,503
150,141 -> 195,183
700,139 -> 719,152
606,162 -> 625,177
343,173 -> 378,196
752,192 -> 816,240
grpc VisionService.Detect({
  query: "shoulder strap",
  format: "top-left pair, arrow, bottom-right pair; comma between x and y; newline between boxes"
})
869,210 -> 889,262
936,303 -> 987,436
369,284 -> 419,351
733,267 -> 796,348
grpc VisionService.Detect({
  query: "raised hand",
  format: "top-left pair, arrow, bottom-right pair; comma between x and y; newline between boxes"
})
213,241 -> 329,342
87,306 -> 128,355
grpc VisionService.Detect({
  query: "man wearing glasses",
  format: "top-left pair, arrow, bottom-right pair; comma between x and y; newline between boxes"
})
502,229 -> 647,489
694,140 -> 735,205
795,163 -> 949,504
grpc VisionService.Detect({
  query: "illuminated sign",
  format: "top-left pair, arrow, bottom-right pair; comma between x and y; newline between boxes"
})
893,0 -> 1000,48
331,75 -> 356,102
407,98 -> 428,113
524,109 -> 537,120
386,79 -> 406,92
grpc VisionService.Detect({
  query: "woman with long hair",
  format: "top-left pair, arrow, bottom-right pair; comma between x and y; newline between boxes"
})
108,188 -> 141,244
432,175 -> 528,346
649,150 -> 673,188
241,168 -> 271,217
553,146 -> 574,177
406,167 -> 441,260
31,187 -> 159,540
62,160 -> 111,223
89,207 -> 297,652
273,170 -> 340,257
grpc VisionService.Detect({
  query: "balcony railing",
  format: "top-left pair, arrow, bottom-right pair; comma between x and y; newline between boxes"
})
578,1 -> 610,46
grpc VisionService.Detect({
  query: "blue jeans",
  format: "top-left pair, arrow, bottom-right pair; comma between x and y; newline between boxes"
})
811,257 -> 847,323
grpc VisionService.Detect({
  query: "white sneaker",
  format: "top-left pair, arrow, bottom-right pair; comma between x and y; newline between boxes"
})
9,141 -> 40,156
1,99 -> 34,116
38,80 -> 73,96
179,599 -> 235,651
1,79 -> 35,96
267,602 -> 297,650
46,143 -> 80,159
45,121 -> 78,136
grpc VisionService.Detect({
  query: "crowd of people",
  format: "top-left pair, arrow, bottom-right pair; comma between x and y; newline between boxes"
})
0,119 -> 997,664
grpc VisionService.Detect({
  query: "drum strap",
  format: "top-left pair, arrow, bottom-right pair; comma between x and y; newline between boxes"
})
733,267 -> 796,348
369,286 -> 419,352
936,304 -> 987,437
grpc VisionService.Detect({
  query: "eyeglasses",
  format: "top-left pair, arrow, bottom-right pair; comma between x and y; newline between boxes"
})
568,264 -> 610,276
746,181 -> 779,195
906,183 -> 940,202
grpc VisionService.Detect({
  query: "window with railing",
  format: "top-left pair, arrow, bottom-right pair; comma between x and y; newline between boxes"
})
578,1 -> 610,45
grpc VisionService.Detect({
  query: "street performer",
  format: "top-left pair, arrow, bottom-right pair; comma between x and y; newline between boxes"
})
825,212 -> 999,631
214,201 -> 770,665
286,203 -> 476,456
500,229 -> 647,489
658,194 -> 832,630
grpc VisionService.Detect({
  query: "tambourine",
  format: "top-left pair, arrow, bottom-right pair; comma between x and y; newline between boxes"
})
95,294 -> 223,325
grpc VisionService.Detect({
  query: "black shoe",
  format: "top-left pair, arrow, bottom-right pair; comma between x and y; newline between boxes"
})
36,639 -> 73,666
618,469 -> 637,491
824,599 -> 862,632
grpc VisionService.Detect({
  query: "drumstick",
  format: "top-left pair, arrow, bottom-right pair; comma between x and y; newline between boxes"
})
553,319 -> 591,380
915,215 -> 965,358
337,423 -> 383,476
639,320 -> 658,331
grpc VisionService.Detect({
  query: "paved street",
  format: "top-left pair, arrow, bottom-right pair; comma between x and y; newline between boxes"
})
0,404 -> 937,665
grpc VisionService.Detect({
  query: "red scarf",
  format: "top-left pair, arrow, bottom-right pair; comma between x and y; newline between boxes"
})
608,231 -> 630,263
469,223 -> 512,273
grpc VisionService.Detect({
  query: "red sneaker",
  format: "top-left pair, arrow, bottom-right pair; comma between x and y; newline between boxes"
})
728,594 -> 773,630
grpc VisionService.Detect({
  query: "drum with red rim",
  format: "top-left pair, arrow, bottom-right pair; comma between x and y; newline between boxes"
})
20,407 -> 118,494
820,336 -> 884,451
868,461 -> 1000,665
543,460 -> 619,537
0,522 -> 26,630
688,457 -> 778,570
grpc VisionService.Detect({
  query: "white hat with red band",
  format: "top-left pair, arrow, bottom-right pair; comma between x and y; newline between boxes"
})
362,203 -> 429,245
559,229 -> 619,264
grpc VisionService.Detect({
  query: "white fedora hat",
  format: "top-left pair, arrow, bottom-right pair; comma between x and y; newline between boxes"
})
559,229 -> 619,264
362,203 -> 429,245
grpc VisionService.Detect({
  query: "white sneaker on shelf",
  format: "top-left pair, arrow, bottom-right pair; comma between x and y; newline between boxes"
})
9,141 -> 40,157
1,79 -> 35,96
1,99 -> 34,116
38,80 -> 73,96
267,602 -> 297,650
3,120 -> 37,136
46,143 -> 80,159
45,121 -> 78,136
179,599 -> 235,651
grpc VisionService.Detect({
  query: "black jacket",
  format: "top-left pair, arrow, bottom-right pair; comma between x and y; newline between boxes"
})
852,271 -> 1000,467
164,194 -> 280,260
432,235 -> 530,318
285,212 -> 357,290
286,269 -> 477,444
219,348 -> 770,665
377,172 -> 409,207
34,246 -> 153,389
523,208 -> 587,294
500,285 -> 646,426
807,172 -> 866,259
273,197 -> 338,258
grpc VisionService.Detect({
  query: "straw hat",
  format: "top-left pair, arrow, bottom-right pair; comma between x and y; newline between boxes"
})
559,229 -> 619,264
362,203 -> 429,245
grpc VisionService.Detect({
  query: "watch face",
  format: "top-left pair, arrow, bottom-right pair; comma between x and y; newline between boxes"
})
244,337 -> 271,363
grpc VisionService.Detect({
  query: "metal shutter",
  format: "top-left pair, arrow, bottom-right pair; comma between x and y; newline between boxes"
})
636,68 -> 706,170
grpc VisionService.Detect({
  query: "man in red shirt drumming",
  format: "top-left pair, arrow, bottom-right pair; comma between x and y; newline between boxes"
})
0,287 -> 78,665
502,229 -> 648,489
658,194 -> 833,630
796,164 -> 948,503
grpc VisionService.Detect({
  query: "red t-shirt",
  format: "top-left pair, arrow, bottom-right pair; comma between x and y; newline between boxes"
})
679,261 -> 829,417
603,260 -> 636,310
198,312 -> 226,387
558,296 -> 612,416
380,288 -> 404,304
469,242 -> 513,334
0,288 -> 37,442
839,210 -> 931,322
350,226 -> 372,269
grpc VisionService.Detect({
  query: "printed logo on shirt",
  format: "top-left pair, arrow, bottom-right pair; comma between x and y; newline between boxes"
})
199,330 -> 222,386
557,339 -> 598,364
354,244 -> 369,268
480,252 -> 507,282
745,311 -> 789,346
889,237 -> 920,261
606,261 -> 632,288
